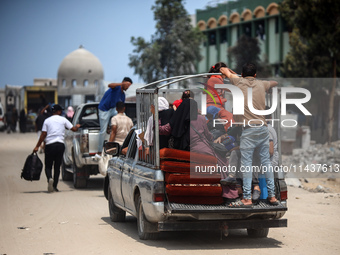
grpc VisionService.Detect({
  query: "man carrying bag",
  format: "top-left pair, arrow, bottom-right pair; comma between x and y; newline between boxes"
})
33,104 -> 80,192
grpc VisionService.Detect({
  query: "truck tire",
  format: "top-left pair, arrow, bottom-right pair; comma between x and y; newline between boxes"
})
108,185 -> 125,222
136,195 -> 158,240
61,159 -> 73,181
72,154 -> 87,189
103,175 -> 109,200
247,228 -> 269,238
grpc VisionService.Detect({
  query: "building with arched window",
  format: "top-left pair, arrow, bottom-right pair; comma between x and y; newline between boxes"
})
195,0 -> 289,76
57,45 -> 104,107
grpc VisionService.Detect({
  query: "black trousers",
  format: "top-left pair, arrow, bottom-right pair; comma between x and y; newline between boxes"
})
44,142 -> 65,188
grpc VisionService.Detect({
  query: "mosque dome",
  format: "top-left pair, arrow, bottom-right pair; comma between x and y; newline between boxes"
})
57,45 -> 104,88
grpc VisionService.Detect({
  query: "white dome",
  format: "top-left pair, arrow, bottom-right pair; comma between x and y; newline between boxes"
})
57,46 -> 104,87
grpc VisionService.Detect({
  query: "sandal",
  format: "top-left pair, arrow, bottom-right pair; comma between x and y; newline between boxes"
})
228,199 -> 253,208
252,189 -> 261,204
267,197 -> 279,206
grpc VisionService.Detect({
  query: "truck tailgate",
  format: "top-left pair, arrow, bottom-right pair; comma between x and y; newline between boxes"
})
87,128 -> 101,154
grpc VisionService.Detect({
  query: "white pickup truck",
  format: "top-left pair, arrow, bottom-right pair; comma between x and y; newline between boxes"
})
62,102 -> 104,188
103,74 -> 288,240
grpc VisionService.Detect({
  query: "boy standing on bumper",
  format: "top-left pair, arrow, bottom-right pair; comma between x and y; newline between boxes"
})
220,63 -> 278,207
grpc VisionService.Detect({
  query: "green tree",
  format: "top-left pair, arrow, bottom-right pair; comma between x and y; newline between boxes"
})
228,35 -> 272,78
280,0 -> 340,143
129,0 -> 203,83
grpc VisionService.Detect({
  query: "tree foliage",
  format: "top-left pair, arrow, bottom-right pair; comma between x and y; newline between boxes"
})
279,0 -> 340,78
228,35 -> 272,78
129,0 -> 204,83
280,0 -> 340,143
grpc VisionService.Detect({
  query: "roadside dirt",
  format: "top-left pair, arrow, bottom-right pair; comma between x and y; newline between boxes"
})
0,132 -> 339,255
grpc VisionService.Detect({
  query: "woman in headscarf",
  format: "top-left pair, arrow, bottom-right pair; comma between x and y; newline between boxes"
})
169,90 -> 196,151
144,97 -> 174,149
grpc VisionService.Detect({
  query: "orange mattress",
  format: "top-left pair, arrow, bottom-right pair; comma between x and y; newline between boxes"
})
159,148 -> 217,164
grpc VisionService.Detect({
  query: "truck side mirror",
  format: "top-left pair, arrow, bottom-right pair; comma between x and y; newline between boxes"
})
104,142 -> 120,156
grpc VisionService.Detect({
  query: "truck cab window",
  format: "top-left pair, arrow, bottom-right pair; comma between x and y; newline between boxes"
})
127,136 -> 137,159
121,129 -> 135,157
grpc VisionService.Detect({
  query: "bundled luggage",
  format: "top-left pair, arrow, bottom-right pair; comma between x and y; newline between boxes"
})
21,152 -> 43,181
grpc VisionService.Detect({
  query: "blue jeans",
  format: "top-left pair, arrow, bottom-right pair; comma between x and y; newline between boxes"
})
240,126 -> 275,200
98,108 -> 117,152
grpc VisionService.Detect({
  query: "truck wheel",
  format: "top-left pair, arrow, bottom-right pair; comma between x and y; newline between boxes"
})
136,195 -> 158,240
72,156 -> 87,189
62,159 -> 73,181
108,185 -> 125,222
103,175 -> 109,200
247,228 -> 269,238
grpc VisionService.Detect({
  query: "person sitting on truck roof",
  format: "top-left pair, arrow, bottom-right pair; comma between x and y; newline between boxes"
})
109,102 -> 133,145
97,77 -> 133,156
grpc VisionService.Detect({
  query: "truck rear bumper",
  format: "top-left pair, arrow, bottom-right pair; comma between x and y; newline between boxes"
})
158,218 -> 287,231
162,200 -> 287,221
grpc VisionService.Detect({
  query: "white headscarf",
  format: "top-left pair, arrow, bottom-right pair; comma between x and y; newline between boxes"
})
145,97 -> 169,146
158,97 -> 169,112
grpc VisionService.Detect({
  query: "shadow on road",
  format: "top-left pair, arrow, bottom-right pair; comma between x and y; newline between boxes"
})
101,216 -> 284,250
62,176 -> 105,192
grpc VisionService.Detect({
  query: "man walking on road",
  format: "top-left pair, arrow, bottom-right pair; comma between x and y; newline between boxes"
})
97,77 -> 132,155
220,63 -> 278,207
33,104 -> 80,192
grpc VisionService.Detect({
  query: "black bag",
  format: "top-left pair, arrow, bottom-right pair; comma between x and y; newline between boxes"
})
190,124 -> 228,158
21,152 -> 43,181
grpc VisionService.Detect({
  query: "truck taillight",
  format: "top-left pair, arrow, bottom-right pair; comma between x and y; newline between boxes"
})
280,190 -> 288,201
153,193 -> 165,202
153,182 -> 165,202
80,130 -> 89,153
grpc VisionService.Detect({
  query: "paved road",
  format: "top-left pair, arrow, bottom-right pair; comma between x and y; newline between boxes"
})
0,132 -> 339,255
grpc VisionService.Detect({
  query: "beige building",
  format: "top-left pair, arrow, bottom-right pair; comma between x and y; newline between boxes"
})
33,78 -> 57,87
57,45 -> 104,107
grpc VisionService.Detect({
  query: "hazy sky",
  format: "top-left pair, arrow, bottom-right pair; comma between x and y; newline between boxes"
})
0,0 -> 214,88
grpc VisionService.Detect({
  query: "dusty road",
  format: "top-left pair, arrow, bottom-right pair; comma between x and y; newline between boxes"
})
0,132 -> 340,255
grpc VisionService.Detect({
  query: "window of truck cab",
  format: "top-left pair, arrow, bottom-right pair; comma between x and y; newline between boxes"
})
121,128 -> 136,158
